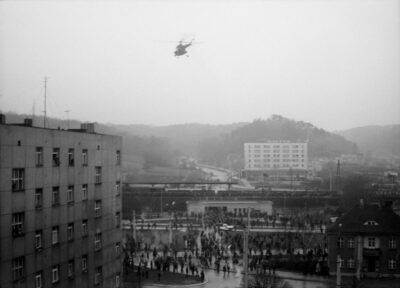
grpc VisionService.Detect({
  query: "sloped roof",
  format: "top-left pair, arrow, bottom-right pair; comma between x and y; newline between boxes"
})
327,203 -> 400,235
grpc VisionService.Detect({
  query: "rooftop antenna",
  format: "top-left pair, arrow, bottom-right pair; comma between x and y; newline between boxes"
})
65,110 -> 71,129
43,76 -> 48,128
32,99 -> 36,123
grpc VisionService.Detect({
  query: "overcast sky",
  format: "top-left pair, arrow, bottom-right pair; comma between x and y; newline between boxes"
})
0,0 -> 399,131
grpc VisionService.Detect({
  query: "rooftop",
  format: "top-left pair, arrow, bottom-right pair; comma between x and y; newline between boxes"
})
327,202 -> 400,235
0,113 -> 103,135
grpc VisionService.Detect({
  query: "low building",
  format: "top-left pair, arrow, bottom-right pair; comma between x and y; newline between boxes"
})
187,200 -> 273,216
327,200 -> 400,278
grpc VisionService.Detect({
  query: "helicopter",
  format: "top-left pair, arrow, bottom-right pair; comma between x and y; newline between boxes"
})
174,39 -> 194,57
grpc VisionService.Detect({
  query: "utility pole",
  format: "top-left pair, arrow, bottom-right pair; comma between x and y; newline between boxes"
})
284,191 -> 286,215
336,160 -> 341,191
243,207 -> 251,288
169,212 -> 172,251
160,188 -> 163,217
43,76 -> 48,128
337,223 -> 342,287
336,255 -> 341,287
132,210 -> 136,242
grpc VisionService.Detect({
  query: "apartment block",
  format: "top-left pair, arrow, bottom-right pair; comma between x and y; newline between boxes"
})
0,116 -> 123,288
244,141 -> 308,171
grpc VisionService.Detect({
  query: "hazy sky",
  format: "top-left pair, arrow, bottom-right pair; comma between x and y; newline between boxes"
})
0,0 -> 399,131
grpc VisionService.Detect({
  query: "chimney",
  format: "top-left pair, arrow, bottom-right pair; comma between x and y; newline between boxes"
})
0,114 -> 6,124
24,118 -> 33,127
81,123 -> 95,133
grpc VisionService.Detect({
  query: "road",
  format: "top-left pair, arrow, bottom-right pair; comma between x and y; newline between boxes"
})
142,267 -> 243,288
142,268 -> 335,288
199,165 -> 254,191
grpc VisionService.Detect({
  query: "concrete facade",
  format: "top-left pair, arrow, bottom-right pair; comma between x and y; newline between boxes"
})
187,200 -> 273,216
0,119 -> 122,288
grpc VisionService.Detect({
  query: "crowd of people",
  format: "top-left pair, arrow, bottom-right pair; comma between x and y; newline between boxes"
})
124,244 -> 206,283
124,208 -> 333,285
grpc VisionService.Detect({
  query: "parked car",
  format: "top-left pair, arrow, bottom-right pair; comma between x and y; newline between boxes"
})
219,223 -> 235,231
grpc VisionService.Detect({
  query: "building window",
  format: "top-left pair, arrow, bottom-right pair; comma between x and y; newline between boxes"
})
115,273 -> 121,288
52,148 -> 60,166
368,237 -> 376,248
389,238 -> 397,249
68,260 -> 75,279
95,266 -> 102,285
35,188 -> 43,209
116,150 -> 121,165
337,237 -> 344,249
364,220 -> 379,226
67,223 -> 74,241
115,212 -> 121,228
35,230 -> 43,250
12,212 -> 24,237
52,187 -> 60,206
36,147 -> 43,166
35,271 -> 43,288
82,255 -> 88,272
52,265 -> 60,284
348,238 -> 354,249
82,184 -> 88,201
68,148 -> 74,166
94,233 -> 102,251
389,259 -> 397,270
67,185 -> 74,204
116,181 -> 120,196
95,200 -> 102,217
52,226 -> 59,245
339,258 -> 345,268
82,149 -> 88,166
347,258 -> 355,269
95,166 -> 102,184
82,220 -> 88,237
11,168 -> 25,191
12,256 -> 25,281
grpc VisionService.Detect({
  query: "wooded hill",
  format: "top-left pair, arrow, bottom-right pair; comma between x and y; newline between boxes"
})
3,113 -> 358,170
197,115 -> 358,168
337,125 -> 400,157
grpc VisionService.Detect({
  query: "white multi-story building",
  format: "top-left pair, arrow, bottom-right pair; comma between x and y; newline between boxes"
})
244,141 -> 308,172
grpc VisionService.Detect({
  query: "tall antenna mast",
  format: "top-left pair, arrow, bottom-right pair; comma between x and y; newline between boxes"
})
43,76 -> 48,128
32,100 -> 36,123
65,110 -> 71,129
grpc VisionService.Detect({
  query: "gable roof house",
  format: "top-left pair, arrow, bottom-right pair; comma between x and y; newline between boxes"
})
327,200 -> 400,279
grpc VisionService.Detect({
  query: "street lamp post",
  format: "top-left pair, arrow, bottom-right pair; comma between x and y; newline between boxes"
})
243,207 -> 251,288
160,188 -> 163,217
336,223 -> 342,287
132,210 -> 136,241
